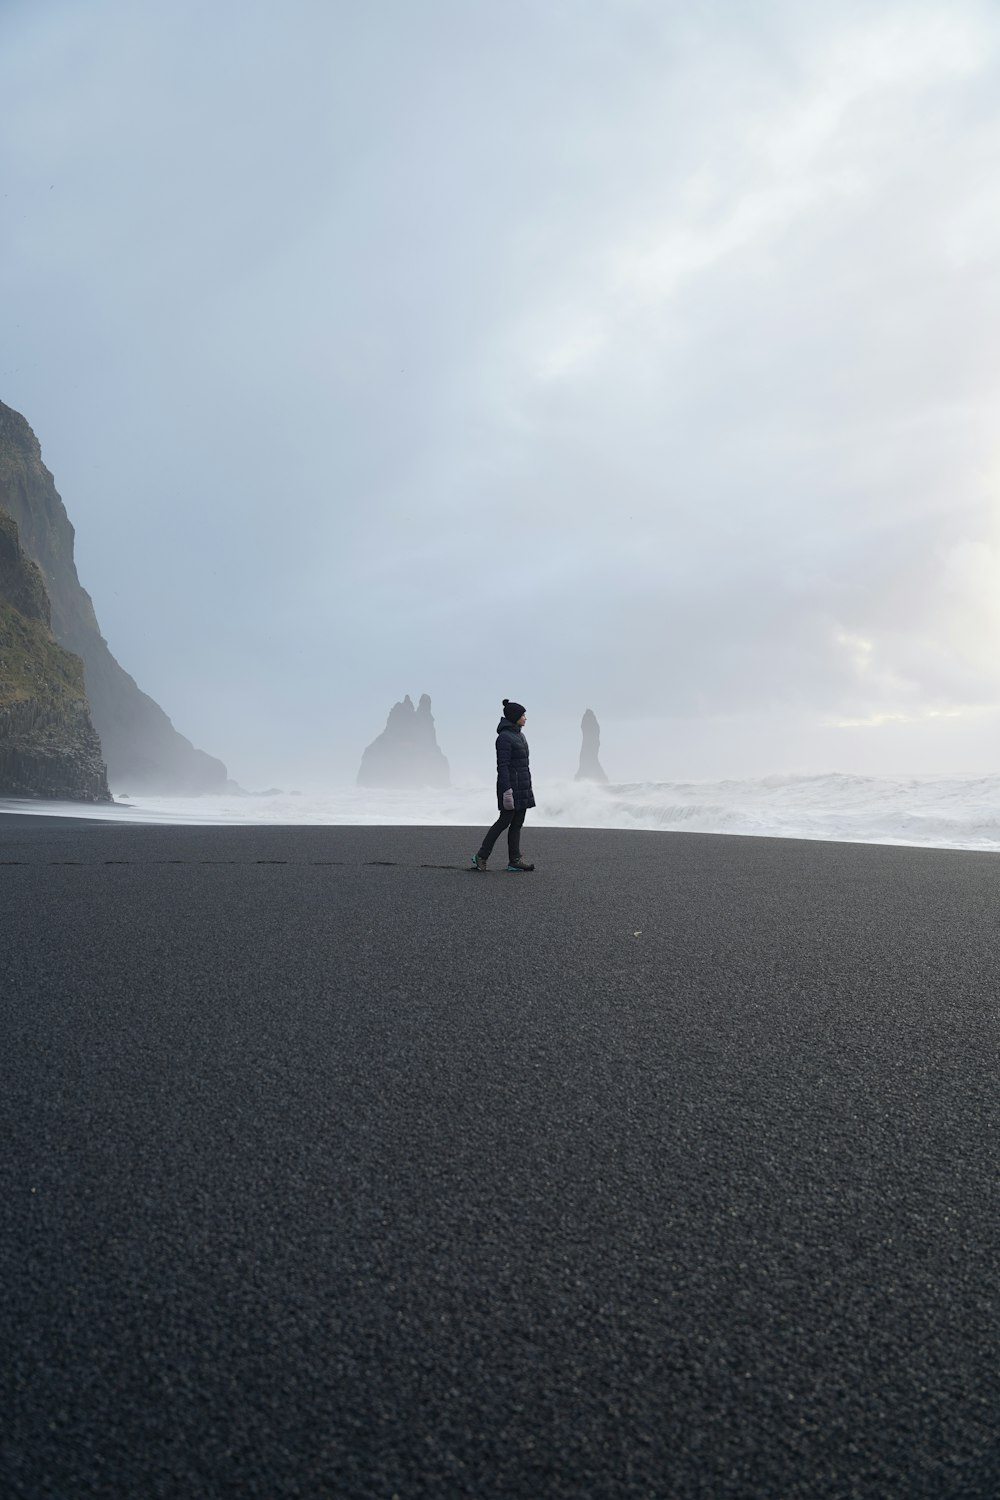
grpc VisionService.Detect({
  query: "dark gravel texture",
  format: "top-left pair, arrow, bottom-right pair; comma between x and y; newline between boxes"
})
1,815 -> 998,1499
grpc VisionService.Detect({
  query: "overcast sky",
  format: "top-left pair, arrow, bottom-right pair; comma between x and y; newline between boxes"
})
3,0 -> 1000,787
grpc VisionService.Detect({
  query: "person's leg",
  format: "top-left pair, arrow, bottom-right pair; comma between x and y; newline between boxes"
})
507,810 -> 526,863
478,810 -> 513,860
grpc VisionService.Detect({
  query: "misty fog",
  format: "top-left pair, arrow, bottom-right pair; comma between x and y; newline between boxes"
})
4,0 -> 1000,791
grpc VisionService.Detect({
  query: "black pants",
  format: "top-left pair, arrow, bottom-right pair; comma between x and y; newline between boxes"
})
478,808 -> 526,863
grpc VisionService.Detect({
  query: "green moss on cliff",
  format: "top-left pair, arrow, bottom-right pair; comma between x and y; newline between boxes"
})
0,398 -> 229,792
0,508 -> 87,709
0,404 -> 80,595
0,602 -> 85,708
0,502 -> 109,798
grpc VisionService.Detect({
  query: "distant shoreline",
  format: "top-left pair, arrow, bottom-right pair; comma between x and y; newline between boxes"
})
2,807 -> 1000,866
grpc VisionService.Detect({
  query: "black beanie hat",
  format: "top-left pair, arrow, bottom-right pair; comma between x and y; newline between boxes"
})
503,698 -> 526,723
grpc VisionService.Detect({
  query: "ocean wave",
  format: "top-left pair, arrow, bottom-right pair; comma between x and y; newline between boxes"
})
5,772 -> 1000,851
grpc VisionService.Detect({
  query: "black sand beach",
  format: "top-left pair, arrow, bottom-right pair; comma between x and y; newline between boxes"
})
2,815 -> 998,1498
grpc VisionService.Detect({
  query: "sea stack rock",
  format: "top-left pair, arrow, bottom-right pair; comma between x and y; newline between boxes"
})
357,693 -> 450,788
575,708 -> 608,783
0,509 -> 110,801
0,399 -> 229,793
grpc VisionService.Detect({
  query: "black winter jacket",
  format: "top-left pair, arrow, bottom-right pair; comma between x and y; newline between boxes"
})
495,718 -> 535,812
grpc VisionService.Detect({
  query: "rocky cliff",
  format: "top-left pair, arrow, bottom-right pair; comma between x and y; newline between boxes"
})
575,708 -> 608,782
0,400 -> 227,792
0,510 -> 110,801
357,694 -> 450,788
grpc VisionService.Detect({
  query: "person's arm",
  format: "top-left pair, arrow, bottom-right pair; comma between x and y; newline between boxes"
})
497,736 -> 515,809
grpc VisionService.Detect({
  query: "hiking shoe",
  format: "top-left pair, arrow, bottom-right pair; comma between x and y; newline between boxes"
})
471,853 -> 489,871
506,858 -> 535,872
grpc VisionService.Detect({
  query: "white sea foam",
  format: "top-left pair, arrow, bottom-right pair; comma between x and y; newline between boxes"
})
4,772 -> 1000,851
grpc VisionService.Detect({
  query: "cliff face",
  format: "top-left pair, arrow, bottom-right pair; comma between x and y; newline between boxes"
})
0,401 -> 227,792
0,510 -> 110,801
358,694 -> 450,788
575,708 -> 608,782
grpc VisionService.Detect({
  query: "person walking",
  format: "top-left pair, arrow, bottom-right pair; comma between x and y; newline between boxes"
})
472,699 -> 536,872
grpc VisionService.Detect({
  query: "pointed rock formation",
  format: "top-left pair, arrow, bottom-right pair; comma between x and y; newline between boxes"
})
0,509 -> 110,800
357,693 -> 450,788
0,400 -> 228,792
575,708 -> 608,783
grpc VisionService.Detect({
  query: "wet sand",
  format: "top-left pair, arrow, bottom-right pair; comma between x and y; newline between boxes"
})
2,816 -> 998,1498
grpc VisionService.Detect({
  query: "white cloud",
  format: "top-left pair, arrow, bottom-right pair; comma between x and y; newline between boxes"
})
3,0 -> 1000,782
